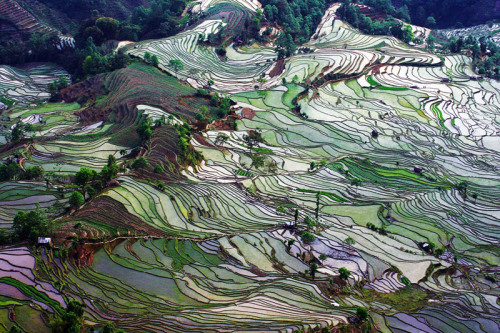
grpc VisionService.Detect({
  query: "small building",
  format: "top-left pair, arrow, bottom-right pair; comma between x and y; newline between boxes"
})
37,237 -> 52,245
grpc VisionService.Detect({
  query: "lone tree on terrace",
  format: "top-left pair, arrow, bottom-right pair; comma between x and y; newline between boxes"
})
75,167 -> 95,188
168,59 -> 184,72
132,157 -> 150,176
339,267 -> 351,280
69,191 -> 85,210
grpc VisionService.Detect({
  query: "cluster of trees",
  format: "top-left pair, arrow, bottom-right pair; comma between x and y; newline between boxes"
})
338,2 -> 416,44
0,32 -> 62,66
343,0 -> 498,29
0,162 -> 44,182
49,300 -> 85,333
76,17 -> 122,45
9,121 -> 37,143
73,154 -> 121,198
0,30 -> 130,82
176,123 -> 203,167
399,0 -> 498,29
445,36 -> 500,79
366,222 -> 387,235
261,0 -> 329,44
130,0 -> 187,39
10,209 -> 50,244
0,0 -> 187,80
48,76 -> 69,102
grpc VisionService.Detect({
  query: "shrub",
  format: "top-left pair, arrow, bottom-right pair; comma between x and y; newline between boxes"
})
69,191 -> 85,209
12,210 -> 49,244
356,306 -> 369,321
300,231 -> 315,244
153,164 -> 165,173
339,267 -> 350,280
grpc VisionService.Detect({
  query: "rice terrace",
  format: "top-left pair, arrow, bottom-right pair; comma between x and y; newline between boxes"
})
0,0 -> 499,332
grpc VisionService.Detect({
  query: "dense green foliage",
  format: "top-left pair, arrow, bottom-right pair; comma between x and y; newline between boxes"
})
49,301 -> 85,333
176,124 -> 203,167
131,0 -> 186,39
12,210 -> 50,243
69,191 -> 85,209
338,2 -> 415,43
354,0 -> 498,29
261,0 -> 329,44
400,0 -> 498,28
0,163 -> 44,182
445,35 -> 500,79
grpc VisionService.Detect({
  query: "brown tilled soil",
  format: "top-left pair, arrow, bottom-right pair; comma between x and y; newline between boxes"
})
241,107 -> 256,120
270,59 -> 286,78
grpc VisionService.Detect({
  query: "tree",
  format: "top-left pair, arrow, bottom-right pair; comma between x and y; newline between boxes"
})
248,153 -> 266,171
95,17 -> 119,39
339,267 -> 351,280
351,178 -> 362,187
137,119 -> 153,141
242,131 -> 263,151
107,154 -> 116,167
345,237 -> 355,245
69,191 -> 85,209
304,216 -> 315,229
154,164 -> 165,173
132,157 -> 150,176
195,113 -> 206,121
276,205 -> 287,215
10,122 -> 26,142
103,322 -> 116,333
144,52 -> 151,63
168,59 -> 184,72
50,300 -> 85,333
286,239 -> 295,252
310,263 -> 318,280
101,164 -> 118,182
12,210 -> 49,243
356,306 -> 369,321
157,181 -> 166,191
9,326 -> 22,333
75,167 -> 94,187
319,253 -> 327,262
426,16 -> 436,28
294,208 -> 299,224
426,35 -> 435,51
215,133 -> 229,147
151,55 -> 159,67
300,231 -> 315,244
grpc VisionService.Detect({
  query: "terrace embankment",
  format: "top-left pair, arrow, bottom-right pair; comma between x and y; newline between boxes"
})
57,196 -> 170,240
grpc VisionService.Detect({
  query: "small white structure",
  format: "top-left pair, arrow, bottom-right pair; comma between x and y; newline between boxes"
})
37,237 -> 52,245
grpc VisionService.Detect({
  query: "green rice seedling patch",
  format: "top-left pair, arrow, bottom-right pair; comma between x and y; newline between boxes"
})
235,169 -> 253,177
367,76 -> 408,91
